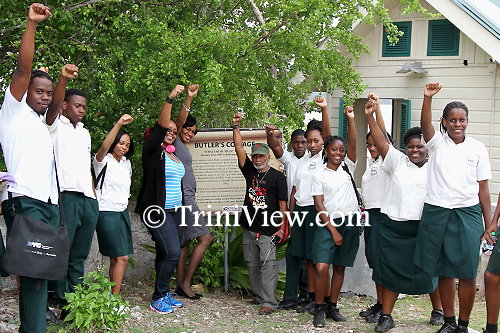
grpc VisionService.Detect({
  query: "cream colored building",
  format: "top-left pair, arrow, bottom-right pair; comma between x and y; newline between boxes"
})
329,0 -> 500,201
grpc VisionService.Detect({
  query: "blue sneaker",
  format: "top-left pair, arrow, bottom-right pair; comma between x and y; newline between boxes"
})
163,293 -> 184,308
150,298 -> 174,314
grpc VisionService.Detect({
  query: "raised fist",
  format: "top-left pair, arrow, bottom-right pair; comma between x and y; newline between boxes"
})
188,84 -> 199,97
314,96 -> 327,108
364,101 -> 376,116
118,114 -> 134,125
264,124 -> 276,135
424,82 -> 442,98
28,3 -> 51,23
61,64 -> 78,79
344,105 -> 355,119
232,112 -> 243,126
368,93 -> 379,105
169,85 -> 185,99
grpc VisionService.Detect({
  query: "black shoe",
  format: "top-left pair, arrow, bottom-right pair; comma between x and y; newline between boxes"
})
326,303 -> 346,322
297,300 -> 315,314
483,329 -> 496,333
279,300 -> 298,310
174,286 -> 201,300
430,309 -> 445,326
456,325 -> 468,333
360,302 -> 381,318
46,308 -> 62,324
436,323 -> 458,333
297,295 -> 308,306
375,314 -> 395,333
366,308 -> 382,323
313,303 -> 327,328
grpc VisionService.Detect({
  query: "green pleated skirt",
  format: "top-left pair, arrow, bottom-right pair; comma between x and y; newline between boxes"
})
363,208 -> 382,270
312,217 -> 360,266
486,226 -> 500,275
289,205 -> 317,260
374,214 -> 437,295
414,203 -> 483,279
96,210 -> 134,257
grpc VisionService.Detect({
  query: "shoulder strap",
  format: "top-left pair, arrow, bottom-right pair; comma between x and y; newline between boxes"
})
342,162 -> 364,208
53,156 -> 66,227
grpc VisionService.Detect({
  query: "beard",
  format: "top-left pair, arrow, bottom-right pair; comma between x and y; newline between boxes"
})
253,163 -> 268,170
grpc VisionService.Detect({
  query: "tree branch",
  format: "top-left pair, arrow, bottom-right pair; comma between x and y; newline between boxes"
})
247,0 -> 266,25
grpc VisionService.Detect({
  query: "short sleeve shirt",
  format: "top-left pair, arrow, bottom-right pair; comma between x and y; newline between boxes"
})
93,153 -> 132,211
361,156 -> 389,209
293,151 -> 323,207
424,132 -> 492,208
278,150 -> 310,201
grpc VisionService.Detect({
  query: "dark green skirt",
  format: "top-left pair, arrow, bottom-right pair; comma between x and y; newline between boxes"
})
96,210 -> 134,257
290,205 -> 317,260
312,217 -> 360,266
0,231 -> 6,277
414,203 -> 483,279
486,226 -> 500,275
364,208 -> 382,270
375,214 -> 437,294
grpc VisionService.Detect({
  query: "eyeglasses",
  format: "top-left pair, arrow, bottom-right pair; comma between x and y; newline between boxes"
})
166,128 -> 178,136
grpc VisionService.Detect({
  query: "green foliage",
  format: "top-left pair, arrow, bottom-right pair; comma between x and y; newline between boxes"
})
188,228 -> 225,288
62,269 -> 130,332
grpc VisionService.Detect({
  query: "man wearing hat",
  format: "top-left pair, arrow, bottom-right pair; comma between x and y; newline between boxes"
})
231,112 -> 288,315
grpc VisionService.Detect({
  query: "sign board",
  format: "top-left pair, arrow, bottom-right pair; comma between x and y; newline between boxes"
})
186,129 -> 282,212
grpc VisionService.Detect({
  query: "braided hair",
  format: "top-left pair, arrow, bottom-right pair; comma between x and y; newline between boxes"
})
440,101 -> 468,134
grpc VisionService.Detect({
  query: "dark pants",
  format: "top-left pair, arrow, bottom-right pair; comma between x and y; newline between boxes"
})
53,192 -> 98,304
145,209 -> 181,301
3,196 -> 60,333
282,242 -> 308,302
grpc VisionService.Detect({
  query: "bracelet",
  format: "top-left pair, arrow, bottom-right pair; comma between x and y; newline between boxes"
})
165,96 -> 174,104
183,104 -> 191,112
232,124 -> 239,129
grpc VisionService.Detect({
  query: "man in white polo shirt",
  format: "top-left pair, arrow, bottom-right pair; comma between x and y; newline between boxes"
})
0,3 -> 60,332
44,86 -> 98,316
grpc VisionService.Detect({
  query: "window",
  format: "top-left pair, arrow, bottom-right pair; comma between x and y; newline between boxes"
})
382,21 -> 412,57
427,19 -> 460,56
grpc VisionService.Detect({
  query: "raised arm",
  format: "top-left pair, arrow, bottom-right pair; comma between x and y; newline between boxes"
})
45,64 -> 79,125
344,106 -> 356,162
158,85 -> 184,128
365,101 -> 389,158
368,93 -> 391,144
96,114 -> 133,162
265,125 -> 284,159
314,96 -> 331,140
420,83 -> 442,142
176,84 -> 199,129
232,112 -> 246,168
10,3 -> 52,101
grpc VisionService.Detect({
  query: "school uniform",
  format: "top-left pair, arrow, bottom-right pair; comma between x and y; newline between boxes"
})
361,156 -> 388,271
414,133 -> 492,279
310,158 -> 360,266
93,153 -> 133,257
0,86 -> 60,333
291,152 -> 323,260
46,115 -> 99,303
374,146 -> 437,295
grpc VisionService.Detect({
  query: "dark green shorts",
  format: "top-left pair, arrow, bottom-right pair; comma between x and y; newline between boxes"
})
375,214 -> 437,295
312,217 -> 360,266
486,226 -> 500,275
414,203 -> 483,279
364,208 -> 382,270
96,210 -> 134,257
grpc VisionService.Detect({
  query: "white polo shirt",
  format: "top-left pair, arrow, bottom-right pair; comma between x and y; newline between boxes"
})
381,146 -> 427,221
361,156 -> 389,209
46,115 -> 95,199
311,157 -> 359,219
93,153 -> 131,212
278,150 -> 310,201
0,86 -> 58,203
292,151 -> 323,207
424,132 -> 491,209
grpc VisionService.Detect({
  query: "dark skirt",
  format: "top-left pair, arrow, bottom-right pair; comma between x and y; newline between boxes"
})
414,203 -> 483,279
486,226 -> 500,275
96,210 -> 134,257
374,214 -> 437,295
290,205 -> 317,260
364,208 -> 382,270
312,217 -> 360,266
0,231 -> 7,277
178,196 -> 210,245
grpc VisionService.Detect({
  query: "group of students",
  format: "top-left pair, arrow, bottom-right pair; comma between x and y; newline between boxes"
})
257,92 -> 500,333
0,4 -> 212,332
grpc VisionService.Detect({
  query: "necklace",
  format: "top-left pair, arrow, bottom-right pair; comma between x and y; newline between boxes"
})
256,168 -> 270,187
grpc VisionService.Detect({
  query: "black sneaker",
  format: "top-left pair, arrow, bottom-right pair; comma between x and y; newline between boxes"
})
278,300 -> 298,310
46,308 -> 62,324
366,308 -> 382,323
326,303 -> 346,322
430,309 -> 445,326
297,300 -> 315,314
436,323 -> 458,333
313,303 -> 326,328
360,302 -> 381,318
483,329 -> 496,333
456,325 -> 468,333
375,314 -> 395,333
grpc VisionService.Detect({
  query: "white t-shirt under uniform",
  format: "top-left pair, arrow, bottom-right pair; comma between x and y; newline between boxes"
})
424,132 -> 492,209
0,86 -> 58,203
93,153 -> 132,212
311,157 -> 359,219
278,150 -> 310,201
293,151 -> 323,207
46,115 -> 95,199
380,146 -> 427,221
361,156 -> 389,209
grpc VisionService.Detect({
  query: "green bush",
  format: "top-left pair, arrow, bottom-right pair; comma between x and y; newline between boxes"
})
62,269 -> 130,332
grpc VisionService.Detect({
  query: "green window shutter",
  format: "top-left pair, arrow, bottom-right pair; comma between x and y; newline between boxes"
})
338,98 -> 348,140
427,19 -> 460,56
399,99 -> 411,151
382,21 -> 412,57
